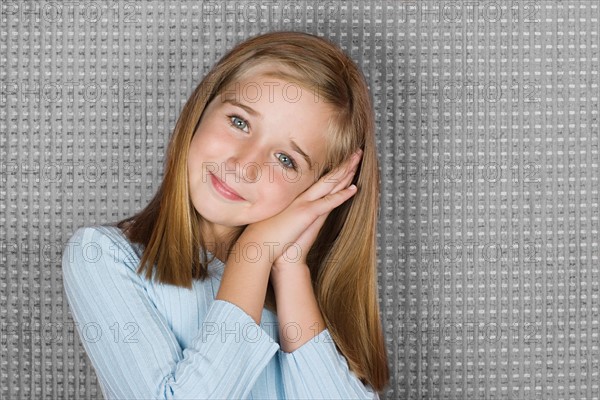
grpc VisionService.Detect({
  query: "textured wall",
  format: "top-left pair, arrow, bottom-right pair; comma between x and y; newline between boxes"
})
1,1 -> 598,399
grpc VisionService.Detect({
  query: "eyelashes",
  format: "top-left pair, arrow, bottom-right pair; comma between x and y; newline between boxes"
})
275,153 -> 296,170
225,114 -> 298,170
227,114 -> 249,132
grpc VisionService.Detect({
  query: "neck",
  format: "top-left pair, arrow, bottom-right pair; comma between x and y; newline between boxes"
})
199,220 -> 244,263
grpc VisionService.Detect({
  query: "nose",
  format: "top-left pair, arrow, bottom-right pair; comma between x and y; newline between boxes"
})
224,147 -> 263,183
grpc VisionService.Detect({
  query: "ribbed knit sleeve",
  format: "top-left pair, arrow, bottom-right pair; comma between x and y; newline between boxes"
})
62,227 -> 279,400
278,328 -> 380,399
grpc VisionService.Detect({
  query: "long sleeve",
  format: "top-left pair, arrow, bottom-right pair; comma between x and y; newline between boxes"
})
278,328 -> 380,399
62,226 -> 279,400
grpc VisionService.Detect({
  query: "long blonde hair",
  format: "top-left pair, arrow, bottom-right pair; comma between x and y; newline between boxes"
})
113,30 -> 389,392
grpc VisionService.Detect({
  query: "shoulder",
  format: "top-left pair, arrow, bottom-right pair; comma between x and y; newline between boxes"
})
62,224 -> 142,274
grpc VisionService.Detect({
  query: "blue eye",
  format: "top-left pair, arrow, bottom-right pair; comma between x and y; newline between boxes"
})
227,115 -> 249,133
276,153 -> 296,170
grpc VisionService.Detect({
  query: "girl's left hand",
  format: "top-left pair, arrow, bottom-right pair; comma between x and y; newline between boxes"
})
272,150 -> 362,273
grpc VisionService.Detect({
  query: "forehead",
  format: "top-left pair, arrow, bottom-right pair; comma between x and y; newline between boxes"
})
219,62 -> 315,101
217,63 -> 332,114
235,61 -> 299,83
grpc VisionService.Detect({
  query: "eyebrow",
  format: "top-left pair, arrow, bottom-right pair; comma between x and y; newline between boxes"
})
222,98 -> 314,170
290,139 -> 313,170
222,98 -> 262,117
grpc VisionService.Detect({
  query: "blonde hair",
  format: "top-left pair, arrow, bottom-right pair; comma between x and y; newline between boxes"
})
113,30 -> 389,392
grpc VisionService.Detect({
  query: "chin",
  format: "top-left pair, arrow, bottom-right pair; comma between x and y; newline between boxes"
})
193,204 -> 244,227
195,208 -> 237,227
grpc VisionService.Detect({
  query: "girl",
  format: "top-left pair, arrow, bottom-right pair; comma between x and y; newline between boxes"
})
62,31 -> 389,399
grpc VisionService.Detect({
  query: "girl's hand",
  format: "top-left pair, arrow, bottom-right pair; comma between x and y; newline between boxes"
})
273,150 -> 363,272
238,149 -> 363,271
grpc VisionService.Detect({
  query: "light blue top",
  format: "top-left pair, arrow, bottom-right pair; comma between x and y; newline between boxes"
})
62,225 -> 379,399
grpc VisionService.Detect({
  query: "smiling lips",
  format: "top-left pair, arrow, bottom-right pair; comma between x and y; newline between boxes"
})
209,173 -> 245,201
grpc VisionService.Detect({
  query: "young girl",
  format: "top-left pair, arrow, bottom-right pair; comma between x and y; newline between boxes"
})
62,31 -> 389,399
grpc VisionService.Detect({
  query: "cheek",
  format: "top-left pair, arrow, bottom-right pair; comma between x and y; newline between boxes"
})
194,128 -> 225,153
187,139 -> 205,176
262,172 -> 312,204
189,126 -> 231,168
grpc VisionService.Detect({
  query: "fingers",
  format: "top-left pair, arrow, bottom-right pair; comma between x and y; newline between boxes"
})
329,153 -> 361,194
327,149 -> 362,185
304,149 -> 363,200
313,183 -> 358,215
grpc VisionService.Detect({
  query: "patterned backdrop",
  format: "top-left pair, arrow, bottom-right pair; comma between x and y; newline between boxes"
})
1,1 -> 598,399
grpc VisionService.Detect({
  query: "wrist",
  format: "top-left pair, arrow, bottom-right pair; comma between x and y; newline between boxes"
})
270,262 -> 310,286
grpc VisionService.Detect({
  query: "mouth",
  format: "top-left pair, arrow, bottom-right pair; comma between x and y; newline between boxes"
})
209,173 -> 245,201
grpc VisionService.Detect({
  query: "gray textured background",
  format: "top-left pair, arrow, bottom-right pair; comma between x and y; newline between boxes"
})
1,0 -> 599,399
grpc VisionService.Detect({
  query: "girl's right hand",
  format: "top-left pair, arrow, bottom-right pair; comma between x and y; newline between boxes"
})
236,149 -> 362,266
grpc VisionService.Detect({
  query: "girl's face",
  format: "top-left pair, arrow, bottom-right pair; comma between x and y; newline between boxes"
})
188,66 -> 333,240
